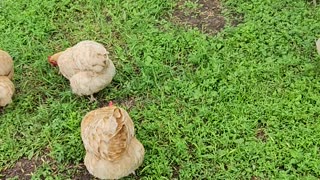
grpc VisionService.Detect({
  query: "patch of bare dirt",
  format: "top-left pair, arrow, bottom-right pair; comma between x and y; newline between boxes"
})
171,163 -> 180,179
255,128 -> 268,142
0,147 -> 95,179
119,96 -> 136,110
172,0 -> 242,34
1,158 -> 96,179
256,121 -> 268,142
1,156 -> 50,179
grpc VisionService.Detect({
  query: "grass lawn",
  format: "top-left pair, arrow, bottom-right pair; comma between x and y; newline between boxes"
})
1,0 -> 320,179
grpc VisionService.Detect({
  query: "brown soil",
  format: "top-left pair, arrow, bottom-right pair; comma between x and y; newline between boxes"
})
171,163 -> 180,179
255,128 -> 268,142
0,155 -> 95,179
1,156 -> 49,179
119,96 -> 136,110
172,0 -> 242,34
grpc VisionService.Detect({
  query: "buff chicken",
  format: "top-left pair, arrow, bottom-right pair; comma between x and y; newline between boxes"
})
48,40 -> 116,100
0,50 -> 15,107
81,103 -> 145,179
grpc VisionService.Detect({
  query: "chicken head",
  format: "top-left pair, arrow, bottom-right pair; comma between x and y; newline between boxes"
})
48,51 -> 64,67
47,41 -> 116,98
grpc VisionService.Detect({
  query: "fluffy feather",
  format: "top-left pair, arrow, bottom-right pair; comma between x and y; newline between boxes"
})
48,41 -> 116,96
0,50 -> 14,106
70,63 -> 115,96
0,49 -> 14,80
81,106 -> 144,179
0,76 -> 15,107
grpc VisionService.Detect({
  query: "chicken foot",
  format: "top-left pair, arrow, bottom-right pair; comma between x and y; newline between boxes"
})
89,94 -> 97,103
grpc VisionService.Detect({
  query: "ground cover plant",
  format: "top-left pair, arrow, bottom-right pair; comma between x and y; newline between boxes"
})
1,0 -> 320,179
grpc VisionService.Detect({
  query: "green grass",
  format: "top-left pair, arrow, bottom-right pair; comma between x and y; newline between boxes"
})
1,0 -> 320,179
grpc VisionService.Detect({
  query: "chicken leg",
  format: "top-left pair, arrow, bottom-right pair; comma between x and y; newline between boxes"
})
89,94 -> 97,102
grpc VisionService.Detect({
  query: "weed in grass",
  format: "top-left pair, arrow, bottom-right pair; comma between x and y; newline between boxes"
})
172,0 -> 226,34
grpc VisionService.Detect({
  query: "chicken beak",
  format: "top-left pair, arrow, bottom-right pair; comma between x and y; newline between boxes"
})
48,56 -> 58,67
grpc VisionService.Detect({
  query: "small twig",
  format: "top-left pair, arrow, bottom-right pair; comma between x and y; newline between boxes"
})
313,0 -> 317,6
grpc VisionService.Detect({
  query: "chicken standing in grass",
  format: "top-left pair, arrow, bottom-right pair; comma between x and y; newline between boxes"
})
0,50 -> 15,107
48,40 -> 116,101
81,102 -> 145,179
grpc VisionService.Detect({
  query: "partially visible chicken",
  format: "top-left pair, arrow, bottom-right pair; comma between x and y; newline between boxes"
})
0,49 -> 14,79
0,50 -> 15,107
316,38 -> 320,55
48,41 -> 116,100
81,104 -> 145,179
0,76 -> 15,107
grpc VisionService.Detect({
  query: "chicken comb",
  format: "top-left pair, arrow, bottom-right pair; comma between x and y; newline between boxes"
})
108,101 -> 113,107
